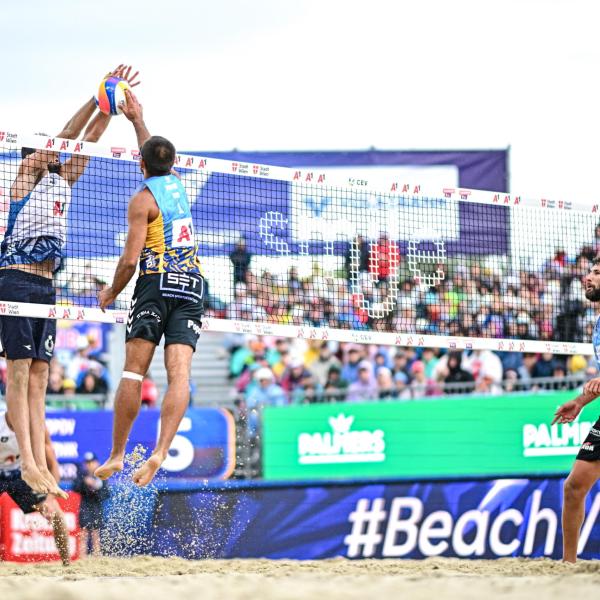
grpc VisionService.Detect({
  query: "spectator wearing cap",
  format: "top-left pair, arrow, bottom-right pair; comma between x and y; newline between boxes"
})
280,357 -> 313,396
72,452 -> 109,557
408,360 -> 441,398
246,368 -> 287,436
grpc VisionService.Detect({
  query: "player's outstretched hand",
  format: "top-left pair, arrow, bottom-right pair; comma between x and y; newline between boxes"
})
552,400 -> 582,425
119,89 -> 143,123
105,65 -> 141,87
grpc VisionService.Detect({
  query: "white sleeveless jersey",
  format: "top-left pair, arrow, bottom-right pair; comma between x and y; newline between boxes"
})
6,173 -> 71,243
0,411 -> 21,472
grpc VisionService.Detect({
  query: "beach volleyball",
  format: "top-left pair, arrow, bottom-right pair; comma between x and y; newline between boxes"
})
95,76 -> 131,116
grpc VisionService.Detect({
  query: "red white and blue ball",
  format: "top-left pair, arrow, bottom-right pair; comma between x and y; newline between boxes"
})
95,77 -> 131,116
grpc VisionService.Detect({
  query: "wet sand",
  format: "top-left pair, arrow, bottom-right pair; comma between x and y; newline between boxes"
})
1,556 -> 599,600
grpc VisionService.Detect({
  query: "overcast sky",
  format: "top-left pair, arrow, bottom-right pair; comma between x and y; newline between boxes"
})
2,0 -> 598,200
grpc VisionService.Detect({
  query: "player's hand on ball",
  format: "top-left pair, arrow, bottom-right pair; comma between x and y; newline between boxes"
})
98,287 -> 117,312
584,377 -> 600,397
552,400 -> 582,425
119,89 -> 143,122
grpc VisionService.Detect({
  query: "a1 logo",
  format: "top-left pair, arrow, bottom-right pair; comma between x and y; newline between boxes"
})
172,218 -> 194,248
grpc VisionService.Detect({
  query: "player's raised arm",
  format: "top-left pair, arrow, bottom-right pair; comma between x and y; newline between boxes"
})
62,65 -> 143,187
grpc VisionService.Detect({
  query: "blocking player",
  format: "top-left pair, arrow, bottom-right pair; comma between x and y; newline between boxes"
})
0,409 -> 71,565
0,66 -> 140,497
95,90 -> 203,487
552,257 -> 600,562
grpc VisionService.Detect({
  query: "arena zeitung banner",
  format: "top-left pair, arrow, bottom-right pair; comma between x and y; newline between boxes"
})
262,392 -> 598,481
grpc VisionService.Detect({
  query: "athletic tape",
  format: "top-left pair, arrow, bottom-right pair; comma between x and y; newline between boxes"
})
122,371 -> 144,382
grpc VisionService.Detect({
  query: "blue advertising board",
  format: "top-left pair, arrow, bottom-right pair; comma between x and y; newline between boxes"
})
103,477 -> 600,560
46,408 -> 235,483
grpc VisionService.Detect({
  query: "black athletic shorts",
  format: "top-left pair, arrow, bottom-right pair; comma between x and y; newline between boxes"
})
576,419 -> 600,461
0,269 -> 56,362
126,272 -> 204,350
0,470 -> 46,514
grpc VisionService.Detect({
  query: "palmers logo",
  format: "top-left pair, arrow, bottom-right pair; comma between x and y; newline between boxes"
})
522,420 -> 594,457
297,413 -> 385,465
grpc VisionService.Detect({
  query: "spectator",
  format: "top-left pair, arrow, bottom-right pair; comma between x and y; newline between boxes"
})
311,344 -> 342,387
72,452 -> 109,557
376,367 -> 395,399
246,368 -> 288,436
76,371 -> 106,395
347,363 -> 376,402
230,237 -> 252,285
442,352 -> 475,393
408,360 -> 441,397
323,365 -> 349,402
280,357 -> 313,395
368,233 -> 399,283
341,347 -> 363,384
344,234 -> 370,276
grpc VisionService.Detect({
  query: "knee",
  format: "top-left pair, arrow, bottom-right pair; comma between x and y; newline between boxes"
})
564,476 -> 588,502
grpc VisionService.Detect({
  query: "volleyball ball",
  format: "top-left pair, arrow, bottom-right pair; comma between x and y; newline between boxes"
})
95,76 -> 131,116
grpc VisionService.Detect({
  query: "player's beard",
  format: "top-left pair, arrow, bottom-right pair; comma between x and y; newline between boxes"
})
585,285 -> 600,302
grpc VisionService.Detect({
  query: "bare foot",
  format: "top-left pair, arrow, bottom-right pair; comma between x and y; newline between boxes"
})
40,467 -> 69,499
21,464 -> 51,495
132,454 -> 164,487
94,457 -> 124,480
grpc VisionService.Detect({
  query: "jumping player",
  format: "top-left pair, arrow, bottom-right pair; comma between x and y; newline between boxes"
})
553,257 -> 600,562
0,65 -> 140,496
95,90 -> 203,487
0,409 -> 71,565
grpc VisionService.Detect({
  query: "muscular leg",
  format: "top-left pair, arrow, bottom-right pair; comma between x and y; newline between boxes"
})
5,359 -> 50,494
133,344 -> 193,487
562,459 -> 600,562
95,338 -> 156,480
28,360 -> 66,498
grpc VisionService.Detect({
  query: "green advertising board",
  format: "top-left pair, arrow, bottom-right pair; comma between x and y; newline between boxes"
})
263,391 -> 600,481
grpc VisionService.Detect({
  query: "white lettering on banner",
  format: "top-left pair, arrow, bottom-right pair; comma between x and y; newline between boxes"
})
297,414 -> 385,465
45,418 -> 76,436
522,421 -> 593,457
344,491 -> 600,558
10,508 -> 77,532
160,416 -> 194,472
51,441 -> 79,459
11,532 -> 77,556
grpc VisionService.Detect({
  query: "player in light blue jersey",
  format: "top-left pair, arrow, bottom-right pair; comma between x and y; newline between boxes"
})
552,257 -> 600,562
0,66 -> 140,497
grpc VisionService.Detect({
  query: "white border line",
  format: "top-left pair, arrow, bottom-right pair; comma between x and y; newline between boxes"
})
0,301 -> 591,355
1,128 -> 599,214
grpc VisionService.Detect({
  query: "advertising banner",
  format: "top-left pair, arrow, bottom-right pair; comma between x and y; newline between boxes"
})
0,492 -> 80,563
146,477 -> 600,560
46,408 -> 235,484
263,391 -> 597,481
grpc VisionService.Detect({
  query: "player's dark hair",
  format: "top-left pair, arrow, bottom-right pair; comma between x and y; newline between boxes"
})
593,256 -> 600,266
141,136 -> 176,177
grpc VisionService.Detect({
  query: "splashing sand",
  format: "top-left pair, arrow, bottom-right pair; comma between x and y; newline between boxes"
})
0,556 -> 598,600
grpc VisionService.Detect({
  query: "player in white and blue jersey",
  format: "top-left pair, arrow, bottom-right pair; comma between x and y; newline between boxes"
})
552,257 -> 600,561
0,65 -> 140,497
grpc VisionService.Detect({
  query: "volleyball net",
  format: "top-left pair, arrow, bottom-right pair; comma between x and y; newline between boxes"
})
0,130 -> 598,354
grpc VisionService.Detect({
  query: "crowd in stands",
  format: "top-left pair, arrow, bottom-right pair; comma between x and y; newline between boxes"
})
219,233 -> 600,345
227,335 -> 598,427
